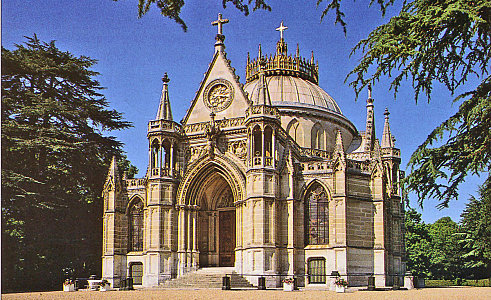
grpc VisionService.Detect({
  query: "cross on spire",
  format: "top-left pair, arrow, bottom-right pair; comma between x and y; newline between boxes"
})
276,21 -> 288,40
212,13 -> 229,35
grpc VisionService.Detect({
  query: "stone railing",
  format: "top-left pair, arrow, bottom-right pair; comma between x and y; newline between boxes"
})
301,148 -> 331,159
300,161 -> 331,172
245,105 -> 280,119
252,156 -> 274,167
381,148 -> 401,157
347,152 -> 370,161
125,178 -> 146,188
148,119 -> 182,133
347,159 -> 371,173
150,167 -> 175,178
183,117 -> 245,134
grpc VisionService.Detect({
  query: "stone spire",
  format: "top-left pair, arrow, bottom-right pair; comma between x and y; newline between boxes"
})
364,84 -> 375,152
106,156 -> 121,189
381,108 -> 395,148
335,129 -> 344,153
254,58 -> 271,106
156,73 -> 173,121
108,156 -> 119,177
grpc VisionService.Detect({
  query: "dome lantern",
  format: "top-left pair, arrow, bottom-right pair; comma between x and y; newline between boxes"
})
245,22 -> 318,84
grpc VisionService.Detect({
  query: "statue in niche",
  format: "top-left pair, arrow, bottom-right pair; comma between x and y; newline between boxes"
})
205,112 -> 221,158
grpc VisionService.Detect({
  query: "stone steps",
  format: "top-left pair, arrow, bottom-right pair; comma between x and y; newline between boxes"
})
160,268 -> 253,289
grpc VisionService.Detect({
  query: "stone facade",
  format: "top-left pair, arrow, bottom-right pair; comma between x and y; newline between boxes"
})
102,16 -> 405,288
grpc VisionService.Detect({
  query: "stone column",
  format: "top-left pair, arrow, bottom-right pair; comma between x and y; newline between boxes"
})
272,130 -> 276,168
177,207 -> 186,275
287,198 -> 295,277
186,209 -> 192,271
170,143 -> 174,176
261,127 -> 265,166
192,209 -> 198,269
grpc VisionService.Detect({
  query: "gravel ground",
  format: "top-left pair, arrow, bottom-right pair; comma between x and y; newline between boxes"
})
3,287 -> 491,300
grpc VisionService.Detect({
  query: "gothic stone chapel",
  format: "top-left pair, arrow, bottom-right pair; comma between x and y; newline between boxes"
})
102,15 -> 405,289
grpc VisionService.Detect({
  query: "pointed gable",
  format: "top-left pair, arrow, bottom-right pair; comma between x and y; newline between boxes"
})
182,50 -> 250,125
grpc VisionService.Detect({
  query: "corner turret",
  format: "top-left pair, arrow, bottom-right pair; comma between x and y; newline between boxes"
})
147,74 -> 182,179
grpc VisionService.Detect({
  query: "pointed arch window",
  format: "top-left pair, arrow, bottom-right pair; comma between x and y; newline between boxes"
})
311,123 -> 325,150
305,183 -> 329,245
162,139 -> 171,174
151,140 -> 160,169
252,125 -> 262,165
287,119 -> 300,144
264,126 -> 273,166
129,200 -> 144,252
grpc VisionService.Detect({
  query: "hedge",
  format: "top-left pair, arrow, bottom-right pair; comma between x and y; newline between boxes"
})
425,279 -> 490,287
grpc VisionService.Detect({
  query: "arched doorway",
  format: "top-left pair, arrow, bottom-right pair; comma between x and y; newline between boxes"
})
197,171 -> 235,267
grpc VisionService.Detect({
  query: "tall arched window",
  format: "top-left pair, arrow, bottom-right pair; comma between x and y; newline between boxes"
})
151,139 -> 160,169
311,123 -> 325,150
287,119 -> 300,144
162,139 -> 171,170
264,126 -> 273,166
129,200 -> 144,251
252,125 -> 262,165
305,182 -> 329,245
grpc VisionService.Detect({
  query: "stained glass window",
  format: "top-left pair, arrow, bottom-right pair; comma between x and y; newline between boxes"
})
305,183 -> 329,245
129,200 -> 144,251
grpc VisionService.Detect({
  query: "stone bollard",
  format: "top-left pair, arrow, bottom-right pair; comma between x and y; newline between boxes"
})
393,276 -> 400,290
127,277 -> 134,290
222,276 -> 231,290
367,276 -> 376,291
257,277 -> 266,290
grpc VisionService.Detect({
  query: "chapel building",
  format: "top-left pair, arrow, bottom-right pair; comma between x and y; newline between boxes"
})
102,16 -> 405,289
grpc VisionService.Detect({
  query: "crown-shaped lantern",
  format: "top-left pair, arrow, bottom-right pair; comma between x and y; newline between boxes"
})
246,21 -> 319,84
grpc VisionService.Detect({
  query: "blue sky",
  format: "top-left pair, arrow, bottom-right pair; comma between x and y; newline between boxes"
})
2,0 -> 486,223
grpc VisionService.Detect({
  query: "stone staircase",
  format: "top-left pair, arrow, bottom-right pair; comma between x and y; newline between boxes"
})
160,267 -> 254,289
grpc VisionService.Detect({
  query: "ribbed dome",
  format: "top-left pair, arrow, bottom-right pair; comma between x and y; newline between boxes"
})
244,75 -> 342,114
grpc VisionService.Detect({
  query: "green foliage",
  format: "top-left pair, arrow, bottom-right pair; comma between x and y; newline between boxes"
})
426,278 -> 491,287
457,178 -> 491,279
406,183 -> 491,280
344,0 -> 491,208
1,35 -> 135,292
114,0 -> 271,31
404,208 -> 432,277
427,217 -> 463,279
317,0 -> 395,34
424,279 -> 455,287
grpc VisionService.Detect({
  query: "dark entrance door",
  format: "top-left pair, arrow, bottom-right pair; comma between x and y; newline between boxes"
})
219,210 -> 235,266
